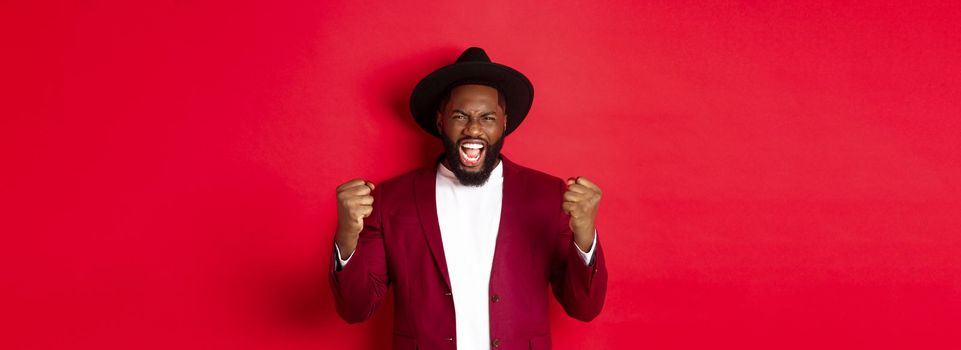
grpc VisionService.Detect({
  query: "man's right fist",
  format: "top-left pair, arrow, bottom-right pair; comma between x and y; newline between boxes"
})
335,179 -> 375,256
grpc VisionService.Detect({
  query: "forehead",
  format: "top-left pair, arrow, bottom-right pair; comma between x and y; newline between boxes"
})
446,84 -> 501,109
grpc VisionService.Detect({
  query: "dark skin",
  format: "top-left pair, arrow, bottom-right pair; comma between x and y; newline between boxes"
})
435,84 -> 506,174
335,84 -> 600,256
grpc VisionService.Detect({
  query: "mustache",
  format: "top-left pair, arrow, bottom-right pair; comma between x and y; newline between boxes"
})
457,137 -> 487,145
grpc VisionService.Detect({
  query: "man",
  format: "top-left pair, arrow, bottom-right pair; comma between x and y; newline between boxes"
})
329,47 -> 607,350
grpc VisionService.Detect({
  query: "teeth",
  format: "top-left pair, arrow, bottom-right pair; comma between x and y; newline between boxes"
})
462,143 -> 484,149
460,146 -> 482,162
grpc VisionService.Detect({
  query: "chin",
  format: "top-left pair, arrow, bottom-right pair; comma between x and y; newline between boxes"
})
441,134 -> 505,187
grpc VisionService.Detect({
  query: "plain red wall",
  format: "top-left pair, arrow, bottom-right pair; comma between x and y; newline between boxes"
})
3,1 -> 960,349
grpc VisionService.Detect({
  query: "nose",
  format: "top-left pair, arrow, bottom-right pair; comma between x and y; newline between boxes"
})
464,118 -> 483,137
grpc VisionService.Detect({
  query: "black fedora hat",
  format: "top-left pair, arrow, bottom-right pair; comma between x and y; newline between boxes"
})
409,47 -> 534,138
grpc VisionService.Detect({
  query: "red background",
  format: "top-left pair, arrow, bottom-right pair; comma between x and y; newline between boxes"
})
3,1 -> 960,349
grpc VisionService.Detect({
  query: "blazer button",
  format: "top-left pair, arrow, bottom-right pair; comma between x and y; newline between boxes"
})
492,338 -> 501,348
446,337 -> 454,342
444,292 -> 452,296
490,294 -> 500,303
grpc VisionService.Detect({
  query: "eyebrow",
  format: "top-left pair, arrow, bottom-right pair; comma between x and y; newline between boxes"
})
452,109 -> 497,117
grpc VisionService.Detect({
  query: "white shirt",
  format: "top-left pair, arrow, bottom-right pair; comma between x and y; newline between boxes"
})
336,160 -> 596,349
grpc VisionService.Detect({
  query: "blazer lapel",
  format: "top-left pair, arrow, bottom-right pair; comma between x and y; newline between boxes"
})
414,162 -> 452,291
414,155 -> 522,293
491,155 -> 521,276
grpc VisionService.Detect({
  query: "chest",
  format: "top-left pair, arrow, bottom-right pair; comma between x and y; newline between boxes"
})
435,183 -> 503,269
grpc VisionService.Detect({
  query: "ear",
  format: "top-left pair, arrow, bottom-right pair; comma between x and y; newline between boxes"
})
435,111 -> 443,132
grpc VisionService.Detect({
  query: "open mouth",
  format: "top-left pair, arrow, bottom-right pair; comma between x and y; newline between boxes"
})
458,140 -> 486,168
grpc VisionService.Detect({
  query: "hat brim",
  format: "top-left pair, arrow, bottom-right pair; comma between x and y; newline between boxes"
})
410,61 -> 533,138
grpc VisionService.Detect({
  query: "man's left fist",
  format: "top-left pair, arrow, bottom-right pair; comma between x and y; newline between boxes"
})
563,176 -> 601,251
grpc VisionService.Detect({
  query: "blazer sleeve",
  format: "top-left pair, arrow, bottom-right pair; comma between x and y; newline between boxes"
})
328,188 -> 389,324
549,179 -> 608,322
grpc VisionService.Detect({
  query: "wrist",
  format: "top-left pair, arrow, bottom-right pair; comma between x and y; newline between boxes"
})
572,226 -> 594,249
335,224 -> 360,241
335,235 -> 358,257
571,219 -> 594,236
335,228 -> 358,242
335,221 -> 360,238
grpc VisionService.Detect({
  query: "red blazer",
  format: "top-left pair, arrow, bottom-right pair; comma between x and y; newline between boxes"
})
329,156 -> 608,350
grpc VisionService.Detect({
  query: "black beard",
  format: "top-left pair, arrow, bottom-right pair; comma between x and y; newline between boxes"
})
440,133 -> 504,187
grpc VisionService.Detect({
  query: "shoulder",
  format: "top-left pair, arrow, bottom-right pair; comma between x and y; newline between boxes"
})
511,162 -> 561,182
365,165 -> 431,218
503,156 -> 566,193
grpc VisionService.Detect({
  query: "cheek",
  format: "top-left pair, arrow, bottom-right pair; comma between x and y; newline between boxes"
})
442,123 -> 463,137
487,124 -> 505,138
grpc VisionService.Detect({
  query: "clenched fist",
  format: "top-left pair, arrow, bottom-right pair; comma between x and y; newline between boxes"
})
563,177 -> 602,252
335,178 -> 375,257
